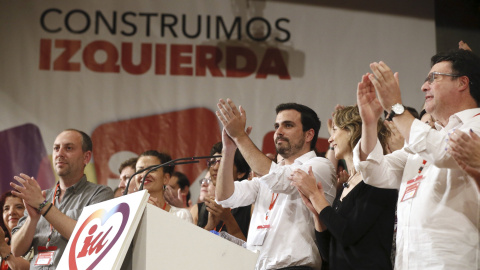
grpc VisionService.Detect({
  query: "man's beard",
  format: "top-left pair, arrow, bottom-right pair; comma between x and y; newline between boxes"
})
275,136 -> 305,159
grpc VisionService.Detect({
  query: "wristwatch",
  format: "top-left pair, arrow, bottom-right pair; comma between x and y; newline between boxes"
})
386,103 -> 405,121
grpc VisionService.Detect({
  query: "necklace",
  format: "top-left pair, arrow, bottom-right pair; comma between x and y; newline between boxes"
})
343,172 -> 359,188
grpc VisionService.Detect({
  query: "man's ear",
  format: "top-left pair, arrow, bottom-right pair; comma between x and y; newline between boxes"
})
181,186 -> 189,195
163,173 -> 171,186
458,76 -> 470,92
305,128 -> 315,144
83,151 -> 92,166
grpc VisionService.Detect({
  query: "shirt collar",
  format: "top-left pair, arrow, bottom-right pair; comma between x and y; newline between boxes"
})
291,150 -> 317,165
66,174 -> 88,193
444,108 -> 480,130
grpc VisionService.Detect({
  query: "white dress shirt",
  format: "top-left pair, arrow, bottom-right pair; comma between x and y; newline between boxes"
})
169,205 -> 193,223
218,151 -> 336,270
353,108 -> 480,270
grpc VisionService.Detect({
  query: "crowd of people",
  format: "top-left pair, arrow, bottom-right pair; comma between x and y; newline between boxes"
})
0,43 -> 479,270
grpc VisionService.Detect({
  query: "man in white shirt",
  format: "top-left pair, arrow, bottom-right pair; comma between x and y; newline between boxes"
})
216,99 -> 336,270
354,49 -> 480,269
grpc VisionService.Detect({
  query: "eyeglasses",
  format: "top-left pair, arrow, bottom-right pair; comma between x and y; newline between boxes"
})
425,72 -> 461,84
207,158 -> 221,167
199,178 -> 211,186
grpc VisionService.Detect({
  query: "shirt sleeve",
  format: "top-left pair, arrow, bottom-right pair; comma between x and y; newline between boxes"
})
407,118 -> 480,169
261,157 -> 337,204
217,178 -> 260,208
174,208 -> 194,223
11,212 -> 27,235
353,139 -> 407,190
315,229 -> 331,262
87,186 -> 114,206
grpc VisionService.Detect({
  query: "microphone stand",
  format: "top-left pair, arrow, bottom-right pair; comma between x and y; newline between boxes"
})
123,164 -> 158,196
123,155 -> 221,195
138,160 -> 198,191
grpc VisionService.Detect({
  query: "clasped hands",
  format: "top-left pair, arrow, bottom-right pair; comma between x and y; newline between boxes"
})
10,173 -> 46,220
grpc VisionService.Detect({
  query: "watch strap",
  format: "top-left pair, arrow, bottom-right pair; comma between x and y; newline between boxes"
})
386,110 -> 396,121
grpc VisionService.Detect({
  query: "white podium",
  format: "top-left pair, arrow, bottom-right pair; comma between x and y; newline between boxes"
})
58,191 -> 258,270
122,204 -> 259,270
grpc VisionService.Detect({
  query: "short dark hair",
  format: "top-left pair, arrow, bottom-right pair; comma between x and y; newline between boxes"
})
275,103 -> 321,150
172,171 -> 191,202
431,49 -> 480,106
118,157 -> 138,174
209,142 -> 250,180
139,150 -> 174,175
64,129 -> 93,152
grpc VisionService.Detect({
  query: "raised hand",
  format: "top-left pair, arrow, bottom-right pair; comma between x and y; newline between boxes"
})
357,73 -> 384,125
0,227 -> 10,259
164,185 -> 185,208
216,98 -> 249,140
368,62 -> 401,111
10,174 -> 45,211
205,196 -> 231,222
459,40 -> 472,51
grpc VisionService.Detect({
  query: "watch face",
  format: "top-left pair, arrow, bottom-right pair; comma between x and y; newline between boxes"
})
392,104 -> 405,114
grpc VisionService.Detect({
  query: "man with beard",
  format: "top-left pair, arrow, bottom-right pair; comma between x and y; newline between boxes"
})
216,99 -> 336,270
10,129 -> 113,269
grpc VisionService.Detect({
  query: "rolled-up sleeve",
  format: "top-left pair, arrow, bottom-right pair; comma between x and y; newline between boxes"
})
261,156 -> 336,204
353,139 -> 407,190
407,119 -> 480,169
218,178 -> 260,209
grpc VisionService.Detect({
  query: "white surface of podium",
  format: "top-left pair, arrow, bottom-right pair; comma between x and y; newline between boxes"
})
126,204 -> 259,270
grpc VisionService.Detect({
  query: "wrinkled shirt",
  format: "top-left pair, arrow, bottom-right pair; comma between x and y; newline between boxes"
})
353,108 -> 480,270
219,151 -> 336,270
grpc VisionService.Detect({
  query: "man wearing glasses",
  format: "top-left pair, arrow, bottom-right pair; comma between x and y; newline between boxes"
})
354,49 -> 480,269
216,100 -> 336,270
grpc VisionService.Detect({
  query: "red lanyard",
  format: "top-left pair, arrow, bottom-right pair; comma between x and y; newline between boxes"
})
1,260 -> 8,270
266,193 -> 279,221
47,183 -> 60,244
214,222 -> 226,232
162,202 -> 167,210
407,160 -> 427,185
417,160 -> 427,174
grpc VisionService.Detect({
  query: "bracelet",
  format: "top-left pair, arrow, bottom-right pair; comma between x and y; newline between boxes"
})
42,203 -> 53,217
37,200 -> 48,214
2,251 -> 12,261
328,147 -> 334,151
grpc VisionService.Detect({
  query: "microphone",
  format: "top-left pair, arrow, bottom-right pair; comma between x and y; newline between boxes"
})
138,160 -> 199,191
122,164 -> 158,196
123,155 -> 221,195
138,155 -> 221,191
